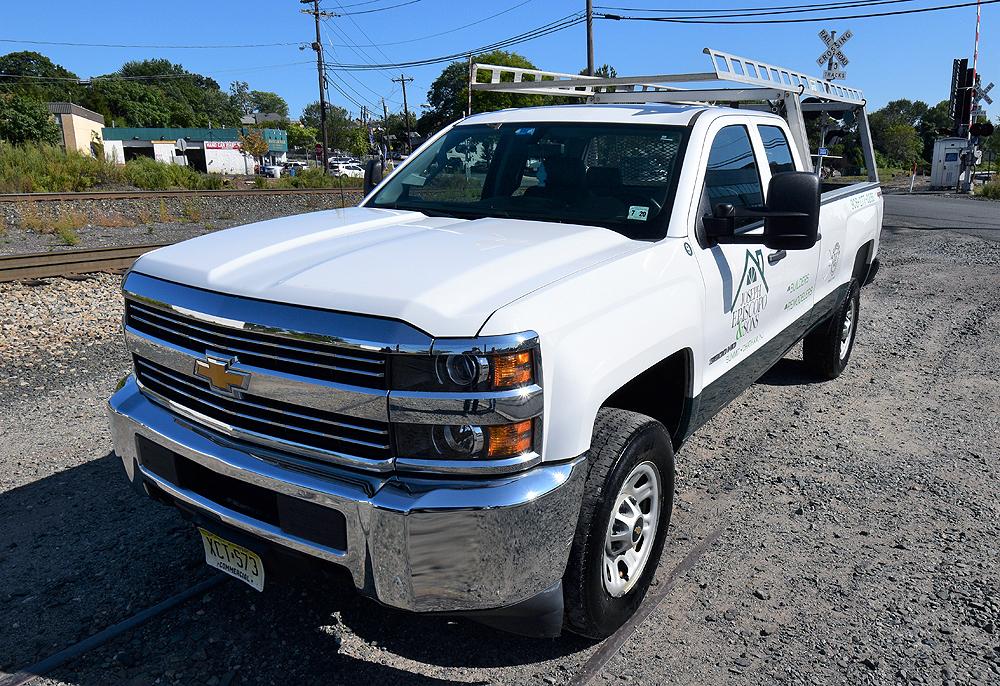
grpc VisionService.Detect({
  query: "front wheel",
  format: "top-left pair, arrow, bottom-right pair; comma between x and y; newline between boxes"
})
803,280 -> 860,380
563,408 -> 675,639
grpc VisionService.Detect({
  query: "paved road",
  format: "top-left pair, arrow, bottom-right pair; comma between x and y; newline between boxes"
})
884,194 -> 1000,232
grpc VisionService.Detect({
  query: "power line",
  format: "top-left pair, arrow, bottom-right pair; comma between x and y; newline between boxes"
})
601,0 -> 1000,24
325,13 -> 585,70
0,37 -> 302,49
0,61 -> 313,82
325,0 -> 533,48
599,0 -> 934,21
331,0 -> 395,64
595,0 -> 923,13
325,0 -> 424,15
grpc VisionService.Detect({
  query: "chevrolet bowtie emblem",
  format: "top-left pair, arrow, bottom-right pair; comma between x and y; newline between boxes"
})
194,356 -> 250,395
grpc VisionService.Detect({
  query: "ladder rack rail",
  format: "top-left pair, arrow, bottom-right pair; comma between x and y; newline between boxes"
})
469,48 -> 877,182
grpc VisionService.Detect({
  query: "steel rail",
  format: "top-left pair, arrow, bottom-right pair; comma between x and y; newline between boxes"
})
0,576 -> 227,686
0,188 -> 362,203
0,244 -> 171,282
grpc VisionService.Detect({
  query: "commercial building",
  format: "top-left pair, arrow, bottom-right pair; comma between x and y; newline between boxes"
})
101,127 -> 288,174
47,102 -> 106,156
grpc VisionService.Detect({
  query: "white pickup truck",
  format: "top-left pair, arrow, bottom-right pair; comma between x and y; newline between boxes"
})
107,50 -> 882,639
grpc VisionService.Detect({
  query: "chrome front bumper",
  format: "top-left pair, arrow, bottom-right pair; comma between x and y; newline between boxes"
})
107,377 -> 586,613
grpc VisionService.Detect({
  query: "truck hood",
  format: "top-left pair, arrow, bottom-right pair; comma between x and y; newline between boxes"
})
132,207 -> 644,336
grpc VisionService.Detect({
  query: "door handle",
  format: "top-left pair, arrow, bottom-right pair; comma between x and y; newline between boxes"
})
767,250 -> 787,265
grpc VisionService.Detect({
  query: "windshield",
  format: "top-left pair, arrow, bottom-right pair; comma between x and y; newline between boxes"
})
367,122 -> 687,240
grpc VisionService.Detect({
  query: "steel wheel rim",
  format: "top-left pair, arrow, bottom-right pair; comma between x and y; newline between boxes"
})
602,461 -> 661,598
840,298 -> 857,360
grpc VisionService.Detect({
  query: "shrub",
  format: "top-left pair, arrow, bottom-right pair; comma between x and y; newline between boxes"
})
0,143 -> 123,193
978,180 -> 1000,200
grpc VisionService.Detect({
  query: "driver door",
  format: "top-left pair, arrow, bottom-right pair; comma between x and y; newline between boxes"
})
692,119 -> 821,398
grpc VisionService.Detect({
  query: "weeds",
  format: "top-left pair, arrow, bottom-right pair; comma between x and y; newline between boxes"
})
55,224 -> 80,245
92,211 -> 134,228
181,201 -> 202,223
52,210 -> 85,245
0,142 -> 235,193
158,199 -> 171,223
136,207 -> 152,224
18,204 -> 46,232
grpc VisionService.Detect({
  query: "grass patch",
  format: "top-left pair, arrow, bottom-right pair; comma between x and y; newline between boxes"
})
158,199 -> 171,223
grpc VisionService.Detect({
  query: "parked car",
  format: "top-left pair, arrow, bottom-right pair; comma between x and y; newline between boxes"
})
107,49 -> 882,641
330,162 -> 364,178
260,164 -> 282,178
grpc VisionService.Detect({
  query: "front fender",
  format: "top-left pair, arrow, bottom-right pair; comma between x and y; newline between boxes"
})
480,239 -> 704,461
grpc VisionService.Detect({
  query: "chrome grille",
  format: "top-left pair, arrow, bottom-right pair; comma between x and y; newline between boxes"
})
134,356 -> 391,464
125,300 -> 387,389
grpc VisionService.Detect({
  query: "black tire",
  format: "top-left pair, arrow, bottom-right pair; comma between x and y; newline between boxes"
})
803,280 -> 860,380
563,408 -> 675,639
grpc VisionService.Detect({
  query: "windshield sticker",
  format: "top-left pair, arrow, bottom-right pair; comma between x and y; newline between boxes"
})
515,127 -> 536,136
401,174 -> 426,187
628,206 -> 650,221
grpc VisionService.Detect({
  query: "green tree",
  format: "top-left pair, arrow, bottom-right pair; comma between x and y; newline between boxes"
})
419,50 -> 548,135
0,51 -> 84,103
286,122 -> 318,150
249,91 -> 289,118
301,101 -> 353,151
385,110 -> 417,150
345,126 -> 371,157
85,79 -> 171,127
0,94 -> 61,144
879,122 -> 923,166
229,80 -> 252,115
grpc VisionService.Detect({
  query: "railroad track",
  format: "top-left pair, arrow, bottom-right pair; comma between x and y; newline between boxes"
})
0,188 -> 360,203
0,244 -> 169,282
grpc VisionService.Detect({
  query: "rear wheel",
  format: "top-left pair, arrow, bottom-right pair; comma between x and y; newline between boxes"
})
803,280 -> 860,380
563,408 -> 674,639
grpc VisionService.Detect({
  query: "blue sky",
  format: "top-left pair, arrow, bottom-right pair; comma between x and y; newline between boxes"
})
1,0 -> 996,121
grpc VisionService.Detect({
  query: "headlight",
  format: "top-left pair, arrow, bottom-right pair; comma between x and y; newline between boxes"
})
394,419 -> 535,461
390,334 -> 538,392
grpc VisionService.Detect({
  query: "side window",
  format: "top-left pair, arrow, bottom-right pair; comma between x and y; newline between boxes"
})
758,125 -> 796,175
703,125 -> 763,229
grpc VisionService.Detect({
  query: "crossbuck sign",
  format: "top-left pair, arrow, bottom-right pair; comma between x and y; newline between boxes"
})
971,74 -> 994,119
817,29 -> 852,81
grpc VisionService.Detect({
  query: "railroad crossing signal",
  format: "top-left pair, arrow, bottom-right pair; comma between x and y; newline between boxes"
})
817,29 -> 852,80
971,75 -> 995,120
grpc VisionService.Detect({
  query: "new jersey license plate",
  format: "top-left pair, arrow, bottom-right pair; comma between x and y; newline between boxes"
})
198,528 -> 265,591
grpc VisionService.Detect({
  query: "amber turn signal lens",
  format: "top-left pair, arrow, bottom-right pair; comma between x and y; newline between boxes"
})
492,351 -> 533,388
486,420 -> 533,458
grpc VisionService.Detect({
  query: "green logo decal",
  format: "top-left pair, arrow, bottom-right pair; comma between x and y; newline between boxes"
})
731,249 -> 769,341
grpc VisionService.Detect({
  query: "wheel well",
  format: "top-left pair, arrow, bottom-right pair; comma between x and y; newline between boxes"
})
601,349 -> 692,448
852,240 -> 874,282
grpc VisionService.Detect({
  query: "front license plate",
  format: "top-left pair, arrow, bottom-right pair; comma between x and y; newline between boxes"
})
198,528 -> 265,592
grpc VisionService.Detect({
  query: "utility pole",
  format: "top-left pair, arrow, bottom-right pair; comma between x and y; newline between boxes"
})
301,0 -> 334,173
382,97 -> 389,170
586,0 -> 594,76
392,74 -> 414,153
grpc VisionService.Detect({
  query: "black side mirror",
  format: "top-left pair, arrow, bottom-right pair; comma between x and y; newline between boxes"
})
762,172 -> 820,251
703,172 -> 820,251
363,159 -> 383,195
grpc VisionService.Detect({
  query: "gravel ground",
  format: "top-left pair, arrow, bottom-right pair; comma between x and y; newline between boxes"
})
1,213 -> 998,685
0,191 -> 364,256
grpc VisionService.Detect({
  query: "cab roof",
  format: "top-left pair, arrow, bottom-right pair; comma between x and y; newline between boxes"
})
458,103 -> 712,127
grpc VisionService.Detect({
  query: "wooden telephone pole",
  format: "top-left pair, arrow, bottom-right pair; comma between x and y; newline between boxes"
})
300,0 -> 335,173
392,74 -> 414,153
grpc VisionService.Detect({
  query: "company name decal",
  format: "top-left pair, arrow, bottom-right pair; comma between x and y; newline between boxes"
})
731,249 -> 769,340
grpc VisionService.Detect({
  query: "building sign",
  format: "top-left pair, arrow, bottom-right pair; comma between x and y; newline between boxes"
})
205,141 -> 241,150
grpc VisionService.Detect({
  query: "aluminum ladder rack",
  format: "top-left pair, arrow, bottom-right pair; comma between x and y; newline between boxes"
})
470,48 -> 878,181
